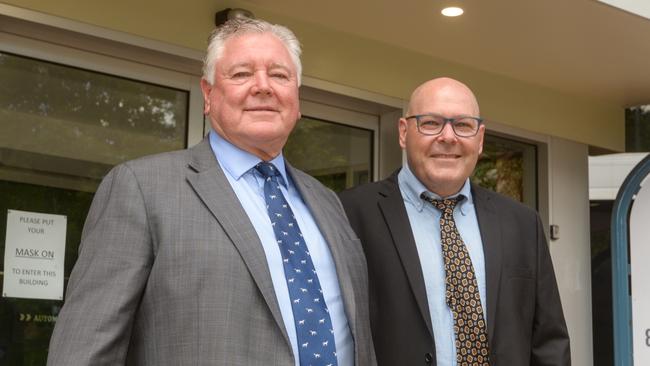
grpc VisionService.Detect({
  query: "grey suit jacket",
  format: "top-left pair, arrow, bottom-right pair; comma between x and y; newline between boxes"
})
47,139 -> 375,366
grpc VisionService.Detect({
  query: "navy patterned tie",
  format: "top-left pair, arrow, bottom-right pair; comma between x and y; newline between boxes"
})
255,162 -> 338,366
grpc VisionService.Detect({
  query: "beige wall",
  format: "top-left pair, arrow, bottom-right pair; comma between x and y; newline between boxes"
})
1,0 -> 624,151
547,137 -> 593,366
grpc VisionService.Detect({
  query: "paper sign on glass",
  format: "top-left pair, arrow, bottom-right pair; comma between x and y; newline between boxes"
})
3,209 -> 67,300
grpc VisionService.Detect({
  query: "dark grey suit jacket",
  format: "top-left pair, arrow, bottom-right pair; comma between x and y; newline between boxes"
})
47,139 -> 375,366
339,170 -> 569,366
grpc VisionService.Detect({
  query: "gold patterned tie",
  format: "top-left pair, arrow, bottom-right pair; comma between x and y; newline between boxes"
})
422,195 -> 490,366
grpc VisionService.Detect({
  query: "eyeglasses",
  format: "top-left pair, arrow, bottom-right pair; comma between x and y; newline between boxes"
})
404,114 -> 483,137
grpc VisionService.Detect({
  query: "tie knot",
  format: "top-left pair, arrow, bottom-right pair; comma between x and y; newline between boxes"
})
421,194 -> 461,211
255,162 -> 281,179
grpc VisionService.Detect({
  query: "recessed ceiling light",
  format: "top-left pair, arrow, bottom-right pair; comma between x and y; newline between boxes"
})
441,7 -> 464,17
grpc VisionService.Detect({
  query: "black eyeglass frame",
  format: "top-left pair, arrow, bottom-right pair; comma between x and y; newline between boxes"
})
404,114 -> 484,137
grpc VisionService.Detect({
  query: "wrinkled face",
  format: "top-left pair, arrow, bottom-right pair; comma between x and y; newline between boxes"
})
399,80 -> 484,197
200,33 -> 300,160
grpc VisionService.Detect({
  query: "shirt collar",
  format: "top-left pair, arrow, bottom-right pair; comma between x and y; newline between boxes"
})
208,131 -> 289,185
398,163 -> 474,215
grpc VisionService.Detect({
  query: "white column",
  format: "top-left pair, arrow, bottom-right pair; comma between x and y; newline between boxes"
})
547,136 -> 594,365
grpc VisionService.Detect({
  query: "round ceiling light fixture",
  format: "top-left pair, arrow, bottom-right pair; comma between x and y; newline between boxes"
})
441,6 -> 464,17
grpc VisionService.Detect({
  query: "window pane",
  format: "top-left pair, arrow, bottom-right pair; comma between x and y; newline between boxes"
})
0,51 -> 188,182
472,134 -> 537,208
0,51 -> 189,365
284,116 -> 373,192
626,105 -> 650,152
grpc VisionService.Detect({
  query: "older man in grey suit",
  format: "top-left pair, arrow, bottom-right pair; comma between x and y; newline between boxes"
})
47,18 -> 374,366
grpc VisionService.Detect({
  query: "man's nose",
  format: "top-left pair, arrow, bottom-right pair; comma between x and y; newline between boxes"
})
251,71 -> 272,95
437,121 -> 458,142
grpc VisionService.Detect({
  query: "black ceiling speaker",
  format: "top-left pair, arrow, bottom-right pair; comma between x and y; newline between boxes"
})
215,8 -> 255,27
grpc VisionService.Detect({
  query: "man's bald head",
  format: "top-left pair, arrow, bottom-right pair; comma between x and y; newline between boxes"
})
407,77 -> 480,117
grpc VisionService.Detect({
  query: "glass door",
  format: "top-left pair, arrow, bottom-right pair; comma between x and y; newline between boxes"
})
0,47 -> 193,365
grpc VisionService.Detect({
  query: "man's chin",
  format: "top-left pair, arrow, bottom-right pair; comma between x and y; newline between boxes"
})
422,173 -> 465,195
428,157 -> 462,167
246,130 -> 290,148
248,120 -> 279,129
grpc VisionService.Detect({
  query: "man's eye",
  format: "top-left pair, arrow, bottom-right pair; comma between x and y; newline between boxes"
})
270,72 -> 289,80
231,71 -> 252,79
454,119 -> 477,130
420,120 -> 442,128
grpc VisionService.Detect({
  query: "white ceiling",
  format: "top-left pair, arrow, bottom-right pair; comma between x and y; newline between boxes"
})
244,0 -> 650,107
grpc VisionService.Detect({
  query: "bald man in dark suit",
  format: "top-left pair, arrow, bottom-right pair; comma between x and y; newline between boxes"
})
340,77 -> 569,366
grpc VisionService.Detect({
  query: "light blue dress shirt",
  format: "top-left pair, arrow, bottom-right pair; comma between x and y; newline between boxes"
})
398,164 -> 487,366
209,132 -> 353,366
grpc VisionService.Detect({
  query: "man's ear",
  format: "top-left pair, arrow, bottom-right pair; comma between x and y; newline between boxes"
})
200,78 -> 212,114
477,124 -> 486,155
398,117 -> 408,149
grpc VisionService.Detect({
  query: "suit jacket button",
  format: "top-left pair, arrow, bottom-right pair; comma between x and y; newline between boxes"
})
424,352 -> 433,363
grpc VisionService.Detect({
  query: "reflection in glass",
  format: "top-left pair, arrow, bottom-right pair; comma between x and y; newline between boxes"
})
0,51 -> 189,183
284,116 -> 373,192
472,134 -> 537,208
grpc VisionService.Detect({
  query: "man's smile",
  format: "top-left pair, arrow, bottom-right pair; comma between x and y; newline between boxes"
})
244,106 -> 279,112
430,153 -> 461,159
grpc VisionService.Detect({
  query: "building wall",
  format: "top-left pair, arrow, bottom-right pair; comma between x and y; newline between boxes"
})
0,0 -> 624,151
548,137 -> 593,365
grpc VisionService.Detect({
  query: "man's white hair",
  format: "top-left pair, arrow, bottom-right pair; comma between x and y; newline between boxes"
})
203,18 -> 302,86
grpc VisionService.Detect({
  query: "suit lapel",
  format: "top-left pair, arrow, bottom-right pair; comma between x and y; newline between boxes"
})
472,184 -> 502,346
378,173 -> 434,337
287,165 -> 359,340
185,140 -> 290,346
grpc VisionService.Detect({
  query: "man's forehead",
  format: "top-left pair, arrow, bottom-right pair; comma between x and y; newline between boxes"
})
218,34 -> 295,68
409,82 -> 479,116
221,33 -> 286,55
